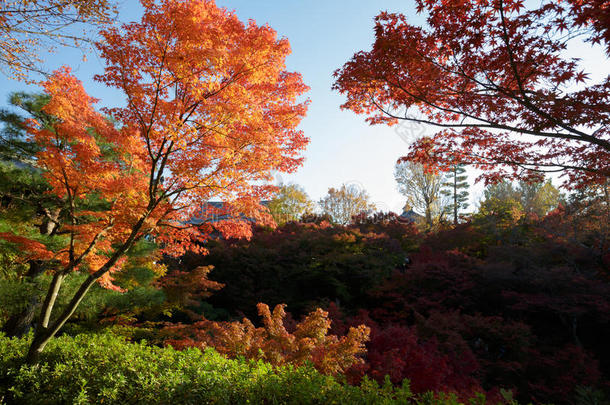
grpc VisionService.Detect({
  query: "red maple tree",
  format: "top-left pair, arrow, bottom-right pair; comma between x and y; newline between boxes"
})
333,0 -> 610,188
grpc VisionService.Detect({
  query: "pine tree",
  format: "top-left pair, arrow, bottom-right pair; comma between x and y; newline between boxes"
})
441,164 -> 470,225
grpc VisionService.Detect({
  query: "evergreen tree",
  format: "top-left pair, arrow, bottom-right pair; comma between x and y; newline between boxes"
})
441,164 -> 470,225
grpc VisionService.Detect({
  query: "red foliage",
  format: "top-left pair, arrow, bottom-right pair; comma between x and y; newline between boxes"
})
333,0 -> 610,188
327,303 -> 481,397
526,345 -> 602,404
162,303 -> 370,377
0,232 -> 55,261
160,265 -> 224,313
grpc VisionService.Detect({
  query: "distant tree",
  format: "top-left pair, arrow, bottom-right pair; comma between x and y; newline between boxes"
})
0,0 -> 117,81
267,184 -> 314,225
482,180 -> 560,217
441,164 -> 470,225
394,161 -> 444,229
482,181 -> 521,206
518,180 -> 560,217
319,184 -> 375,225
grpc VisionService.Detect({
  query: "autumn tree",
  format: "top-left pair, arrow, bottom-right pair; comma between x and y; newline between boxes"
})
318,184 -> 375,225
333,0 -> 610,189
518,179 -> 560,217
0,0 -> 117,81
0,0 -> 309,363
440,164 -> 470,225
267,183 -> 314,225
394,160 -> 444,228
481,179 -> 560,217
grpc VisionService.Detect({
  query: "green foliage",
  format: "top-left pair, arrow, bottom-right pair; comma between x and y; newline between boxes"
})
267,183 -> 314,225
0,238 -> 166,335
0,332 -> 476,405
0,273 -> 165,327
479,180 -> 560,219
0,92 -> 50,163
518,180 -> 560,217
441,164 -> 470,225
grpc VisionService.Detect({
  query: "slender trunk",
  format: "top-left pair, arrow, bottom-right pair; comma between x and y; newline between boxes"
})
39,272 -> 66,329
25,212 -> 150,364
26,273 -> 98,364
25,272 -> 66,364
453,168 -> 458,225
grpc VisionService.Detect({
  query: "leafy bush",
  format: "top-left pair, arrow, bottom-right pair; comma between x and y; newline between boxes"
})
162,303 -> 370,377
0,333 -> 509,404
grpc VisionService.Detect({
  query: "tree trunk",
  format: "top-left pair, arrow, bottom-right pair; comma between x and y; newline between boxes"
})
24,211 -> 149,364
453,168 -> 458,225
425,206 -> 432,229
26,273 -> 98,364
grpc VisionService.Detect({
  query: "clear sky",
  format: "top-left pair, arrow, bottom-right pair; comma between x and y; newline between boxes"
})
1,1 -> 605,213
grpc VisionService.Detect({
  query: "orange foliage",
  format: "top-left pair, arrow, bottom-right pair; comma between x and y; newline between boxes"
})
1,0 -> 309,292
163,303 -> 370,376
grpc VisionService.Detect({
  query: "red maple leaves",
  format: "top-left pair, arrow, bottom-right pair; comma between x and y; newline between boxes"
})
333,0 -> 610,188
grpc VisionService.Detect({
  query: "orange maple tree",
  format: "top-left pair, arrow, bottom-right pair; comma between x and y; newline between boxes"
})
333,0 -> 610,188
162,303 -> 370,377
0,0 -> 309,363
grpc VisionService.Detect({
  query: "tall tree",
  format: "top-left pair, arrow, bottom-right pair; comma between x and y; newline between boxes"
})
0,0 -> 309,363
0,0 -> 117,81
441,164 -> 470,225
480,179 -> 560,217
394,160 -> 444,228
319,184 -> 375,225
518,179 -> 560,217
333,0 -> 610,189
267,183 -> 314,225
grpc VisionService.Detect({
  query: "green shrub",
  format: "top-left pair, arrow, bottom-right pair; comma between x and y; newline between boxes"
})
0,333 -> 511,404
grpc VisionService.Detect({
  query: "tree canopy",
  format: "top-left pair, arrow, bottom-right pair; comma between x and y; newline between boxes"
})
319,184 -> 375,225
333,0 -> 610,188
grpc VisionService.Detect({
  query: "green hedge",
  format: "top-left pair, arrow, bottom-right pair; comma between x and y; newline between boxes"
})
0,333 -> 508,404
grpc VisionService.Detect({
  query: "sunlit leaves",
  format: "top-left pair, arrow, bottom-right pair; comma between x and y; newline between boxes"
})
333,0 -> 610,188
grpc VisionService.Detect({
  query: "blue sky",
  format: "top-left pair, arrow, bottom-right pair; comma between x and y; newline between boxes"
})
1,1 -> 605,213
